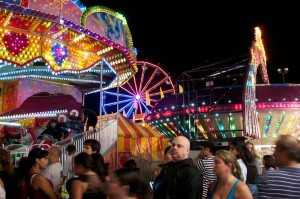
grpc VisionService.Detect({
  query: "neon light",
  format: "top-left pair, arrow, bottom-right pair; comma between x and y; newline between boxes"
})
0,122 -> 21,127
216,117 -> 226,138
0,75 -> 101,83
204,118 -> 217,139
120,86 -> 135,96
51,42 -> 69,66
263,115 -> 272,137
195,119 -> 208,139
229,116 -> 237,138
169,122 -> 183,135
140,101 -> 150,112
103,91 -> 132,98
152,125 -> 170,139
154,124 -> 172,139
104,99 -> 133,107
273,116 -> 285,137
118,102 -> 134,113
283,116 -> 296,135
163,123 -> 177,137
126,104 -> 135,117
85,87 -> 109,95
140,67 -> 158,93
0,109 -> 68,120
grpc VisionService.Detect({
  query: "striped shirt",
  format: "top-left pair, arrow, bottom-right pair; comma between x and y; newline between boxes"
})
196,156 -> 217,199
258,166 -> 300,199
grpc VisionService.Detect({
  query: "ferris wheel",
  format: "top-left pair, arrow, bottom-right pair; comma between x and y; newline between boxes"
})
102,61 -> 175,120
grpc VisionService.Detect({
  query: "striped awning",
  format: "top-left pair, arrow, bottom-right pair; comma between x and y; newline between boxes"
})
118,114 -> 163,138
117,114 -> 169,161
118,137 -> 169,161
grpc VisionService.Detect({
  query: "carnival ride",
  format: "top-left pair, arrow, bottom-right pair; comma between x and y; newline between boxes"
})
0,1 -> 171,175
101,61 -> 175,121
0,0 -> 138,147
145,27 -> 300,148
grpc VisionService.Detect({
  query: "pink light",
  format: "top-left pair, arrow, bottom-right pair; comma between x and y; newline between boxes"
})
135,94 -> 140,100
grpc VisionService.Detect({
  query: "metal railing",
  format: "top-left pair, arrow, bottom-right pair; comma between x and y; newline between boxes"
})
55,115 -> 118,168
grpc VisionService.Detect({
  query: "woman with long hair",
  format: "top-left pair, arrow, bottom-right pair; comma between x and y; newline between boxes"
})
18,148 -> 57,199
246,141 -> 262,175
91,153 -> 108,181
229,142 -> 254,182
67,152 -> 106,199
208,150 -> 252,199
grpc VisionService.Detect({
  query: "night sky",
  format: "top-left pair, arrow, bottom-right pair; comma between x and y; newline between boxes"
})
80,0 -> 299,84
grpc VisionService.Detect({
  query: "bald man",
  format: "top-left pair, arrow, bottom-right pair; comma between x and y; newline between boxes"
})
153,136 -> 203,199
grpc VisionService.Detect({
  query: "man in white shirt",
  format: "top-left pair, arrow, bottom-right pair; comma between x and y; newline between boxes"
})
42,146 -> 63,194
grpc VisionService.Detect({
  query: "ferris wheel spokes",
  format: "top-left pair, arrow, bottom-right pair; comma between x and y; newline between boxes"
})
102,61 -> 175,120
139,63 -> 146,92
103,98 -> 133,107
140,67 -> 159,93
120,86 -> 135,96
126,103 -> 135,117
117,101 -> 134,113
133,74 -> 139,94
103,91 -> 132,98
140,100 -> 151,111
141,99 -> 153,109
146,77 -> 169,93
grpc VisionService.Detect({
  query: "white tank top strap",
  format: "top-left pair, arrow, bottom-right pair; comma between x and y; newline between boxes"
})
30,173 -> 38,186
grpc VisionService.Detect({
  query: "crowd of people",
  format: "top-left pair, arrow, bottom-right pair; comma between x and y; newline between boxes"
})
1,133 -> 300,199
151,134 -> 300,199
0,138 -> 152,199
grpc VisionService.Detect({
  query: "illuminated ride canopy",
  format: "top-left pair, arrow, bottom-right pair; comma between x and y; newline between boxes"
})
0,0 -> 137,115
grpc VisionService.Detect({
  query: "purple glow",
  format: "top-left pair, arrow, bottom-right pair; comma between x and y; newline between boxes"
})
135,94 -> 141,100
51,43 -> 68,66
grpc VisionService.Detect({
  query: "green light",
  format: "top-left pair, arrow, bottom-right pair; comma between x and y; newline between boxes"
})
263,115 -> 272,137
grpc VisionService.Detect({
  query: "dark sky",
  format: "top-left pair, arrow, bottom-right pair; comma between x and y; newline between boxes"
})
80,0 -> 299,84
